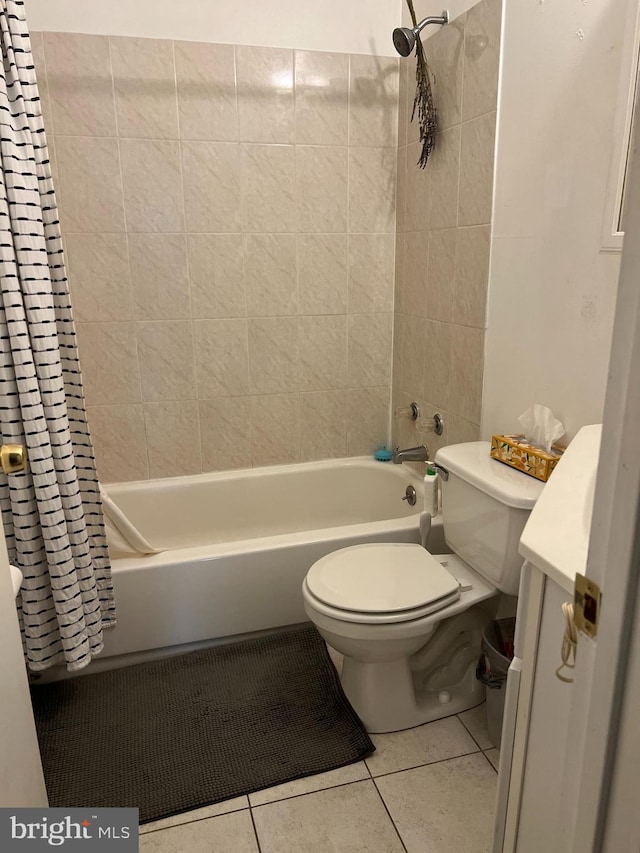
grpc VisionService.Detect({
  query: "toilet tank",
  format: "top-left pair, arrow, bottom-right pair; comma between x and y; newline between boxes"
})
434,442 -> 545,596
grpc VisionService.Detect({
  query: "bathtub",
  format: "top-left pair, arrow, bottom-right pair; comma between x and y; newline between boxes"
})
98,457 -> 443,666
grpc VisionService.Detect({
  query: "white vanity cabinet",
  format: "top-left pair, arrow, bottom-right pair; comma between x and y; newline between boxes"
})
494,562 -> 577,853
492,425 -> 602,853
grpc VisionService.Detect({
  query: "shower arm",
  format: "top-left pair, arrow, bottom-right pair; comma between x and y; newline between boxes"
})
414,11 -> 449,35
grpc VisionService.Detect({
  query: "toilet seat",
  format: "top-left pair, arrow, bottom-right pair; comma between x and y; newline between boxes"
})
304,543 -> 461,625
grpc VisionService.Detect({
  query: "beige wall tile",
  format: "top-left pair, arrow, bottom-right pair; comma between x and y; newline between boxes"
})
194,318 -> 249,398
296,146 -> 348,233
188,234 -> 245,319
236,45 -> 294,143
175,41 -> 238,141
403,231 -> 429,318
454,225 -> 490,328
462,0 -> 502,121
429,15 -> 465,130
423,319 -> 452,410
143,400 -> 201,478
300,391 -> 347,461
398,314 -> 425,397
458,112 -> 496,226
251,394 -> 300,466
137,320 -> 196,401
298,235 -> 348,315
120,139 -> 184,232
44,33 -> 115,137
66,234 -> 132,322
248,317 -> 298,394
295,50 -> 348,145
449,324 -> 484,422
88,404 -> 148,483
348,233 -> 395,313
243,234 -> 297,317
428,125 -> 461,230
298,315 -> 347,392
240,143 -> 296,233
30,33 -> 54,138
349,54 -> 399,148
395,144 -> 408,235
200,397 -> 252,471
426,228 -> 456,323
448,412 -> 480,445
404,142 -> 429,232
182,141 -> 241,232
129,234 -> 190,320
56,137 -> 125,233
346,387 -> 390,456
397,57 -> 408,149
348,313 -> 393,388
76,322 -> 140,405
111,36 -> 179,139
393,232 -> 407,313
349,147 -> 396,233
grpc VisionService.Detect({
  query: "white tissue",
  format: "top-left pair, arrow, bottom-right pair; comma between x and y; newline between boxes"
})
517,404 -> 565,452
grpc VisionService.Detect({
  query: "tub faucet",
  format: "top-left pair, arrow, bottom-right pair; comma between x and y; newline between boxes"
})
392,445 -> 429,464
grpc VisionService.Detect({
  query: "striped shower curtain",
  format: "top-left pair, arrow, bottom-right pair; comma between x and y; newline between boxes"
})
0,1 -> 115,671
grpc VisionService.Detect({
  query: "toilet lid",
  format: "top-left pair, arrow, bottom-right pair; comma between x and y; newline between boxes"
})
306,543 -> 460,614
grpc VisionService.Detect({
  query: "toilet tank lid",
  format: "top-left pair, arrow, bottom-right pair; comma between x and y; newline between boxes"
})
435,442 -> 545,509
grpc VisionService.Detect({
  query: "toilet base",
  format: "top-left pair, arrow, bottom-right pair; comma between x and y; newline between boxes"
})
339,608 -> 491,733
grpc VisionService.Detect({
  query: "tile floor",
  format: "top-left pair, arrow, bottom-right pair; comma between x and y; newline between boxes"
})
140,651 -> 500,853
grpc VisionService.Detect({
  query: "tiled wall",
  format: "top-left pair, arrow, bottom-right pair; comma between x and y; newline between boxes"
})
392,0 -> 501,460
30,33 -> 399,482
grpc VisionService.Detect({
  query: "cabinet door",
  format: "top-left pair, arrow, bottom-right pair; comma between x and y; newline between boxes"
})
515,577 -> 574,852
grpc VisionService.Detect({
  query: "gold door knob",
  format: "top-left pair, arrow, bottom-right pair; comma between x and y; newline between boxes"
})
0,444 -> 26,474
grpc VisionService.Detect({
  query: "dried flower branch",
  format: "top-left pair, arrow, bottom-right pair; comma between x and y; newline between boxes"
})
405,0 -> 437,168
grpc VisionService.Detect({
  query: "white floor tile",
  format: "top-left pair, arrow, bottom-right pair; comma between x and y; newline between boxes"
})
140,810 -> 258,852
252,779 -> 405,853
140,796 -> 249,834
365,715 -> 479,777
249,761 -> 369,806
376,753 -> 497,853
458,703 -> 493,750
485,748 -> 500,771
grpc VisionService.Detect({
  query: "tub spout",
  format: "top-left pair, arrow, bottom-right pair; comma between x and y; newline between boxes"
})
392,445 -> 429,464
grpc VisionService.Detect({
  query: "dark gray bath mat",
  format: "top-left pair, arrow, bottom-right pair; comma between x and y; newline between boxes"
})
31,626 -> 373,823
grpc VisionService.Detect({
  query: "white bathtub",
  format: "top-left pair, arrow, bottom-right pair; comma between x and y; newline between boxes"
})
98,458 -> 443,666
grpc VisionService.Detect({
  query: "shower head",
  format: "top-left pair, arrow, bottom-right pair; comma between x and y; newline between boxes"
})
392,10 -> 449,57
393,27 -> 416,57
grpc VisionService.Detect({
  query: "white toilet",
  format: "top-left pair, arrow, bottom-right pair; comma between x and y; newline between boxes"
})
303,441 -> 544,733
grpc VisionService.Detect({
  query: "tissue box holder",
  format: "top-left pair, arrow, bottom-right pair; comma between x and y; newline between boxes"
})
490,434 -> 564,482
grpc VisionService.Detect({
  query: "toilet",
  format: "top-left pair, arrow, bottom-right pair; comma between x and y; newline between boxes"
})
303,441 -> 544,733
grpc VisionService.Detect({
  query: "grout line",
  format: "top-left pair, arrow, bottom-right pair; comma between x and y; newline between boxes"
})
141,803 -> 249,836
249,775 -> 369,811
370,776 -> 409,853
481,749 -> 499,775
366,747 -> 483,782
248,806 -> 263,853
456,707 -> 491,752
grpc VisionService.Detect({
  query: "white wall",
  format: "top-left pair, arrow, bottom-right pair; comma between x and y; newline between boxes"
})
24,0 -> 402,55
481,0 -> 626,443
402,0 -> 478,27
